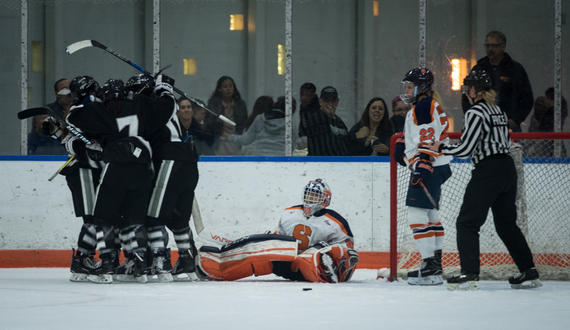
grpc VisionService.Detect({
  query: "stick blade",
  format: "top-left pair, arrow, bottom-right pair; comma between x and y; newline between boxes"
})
17,107 -> 51,120
66,40 -> 94,54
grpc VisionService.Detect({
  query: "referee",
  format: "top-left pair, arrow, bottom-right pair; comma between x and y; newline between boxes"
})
430,69 -> 541,291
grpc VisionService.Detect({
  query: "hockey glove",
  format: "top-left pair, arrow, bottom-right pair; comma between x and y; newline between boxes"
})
411,159 -> 433,187
154,74 -> 175,97
393,137 -> 407,167
41,117 -> 62,139
86,141 -> 103,162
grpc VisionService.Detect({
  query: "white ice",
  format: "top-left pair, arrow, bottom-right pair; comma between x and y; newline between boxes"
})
1,268 -> 569,330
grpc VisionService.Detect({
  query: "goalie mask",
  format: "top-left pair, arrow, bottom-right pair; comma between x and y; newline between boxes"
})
462,69 -> 492,94
400,68 -> 434,105
302,179 -> 332,217
126,74 -> 155,96
70,75 -> 100,105
101,79 -> 126,102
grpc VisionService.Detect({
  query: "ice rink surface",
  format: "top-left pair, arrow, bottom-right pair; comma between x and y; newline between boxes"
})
1,268 -> 569,330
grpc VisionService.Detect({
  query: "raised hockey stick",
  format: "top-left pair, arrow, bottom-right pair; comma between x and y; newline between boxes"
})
17,107 -> 50,119
48,155 -> 75,181
17,106 -> 93,146
66,40 -> 236,127
404,158 -> 439,210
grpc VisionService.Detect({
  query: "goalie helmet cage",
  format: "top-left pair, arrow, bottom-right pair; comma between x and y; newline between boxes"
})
389,132 -> 570,281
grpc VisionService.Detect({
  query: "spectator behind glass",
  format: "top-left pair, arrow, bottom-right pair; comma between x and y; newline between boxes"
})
305,86 -> 349,156
463,31 -> 533,132
27,114 -> 67,155
390,96 -> 411,133
241,95 -> 274,155
46,78 -> 74,120
298,82 -> 319,137
177,96 -> 215,155
205,76 -> 248,155
347,97 -> 394,156
226,96 -> 298,156
245,96 -> 274,130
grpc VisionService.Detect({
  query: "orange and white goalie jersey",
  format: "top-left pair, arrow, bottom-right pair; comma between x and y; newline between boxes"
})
403,96 -> 452,168
276,205 -> 354,252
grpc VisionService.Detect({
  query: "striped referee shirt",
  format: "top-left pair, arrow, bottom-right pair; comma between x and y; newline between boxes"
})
440,100 -> 510,165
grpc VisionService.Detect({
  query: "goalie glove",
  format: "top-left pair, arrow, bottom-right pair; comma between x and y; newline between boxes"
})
411,159 -> 433,187
41,116 -> 62,139
154,74 -> 175,97
393,137 -> 407,167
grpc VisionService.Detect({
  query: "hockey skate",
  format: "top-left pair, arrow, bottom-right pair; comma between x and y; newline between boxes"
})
87,255 -> 115,284
320,253 -> 339,283
132,251 -> 150,284
148,248 -> 173,283
69,249 -> 99,282
113,257 -> 137,282
407,256 -> 443,286
447,272 -> 479,291
172,248 -> 200,282
509,267 -> 542,289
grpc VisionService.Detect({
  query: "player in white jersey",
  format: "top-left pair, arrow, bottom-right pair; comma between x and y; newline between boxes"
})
394,68 -> 452,286
197,179 -> 359,283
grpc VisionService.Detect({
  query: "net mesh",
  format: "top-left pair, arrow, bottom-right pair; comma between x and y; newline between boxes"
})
392,132 -> 570,281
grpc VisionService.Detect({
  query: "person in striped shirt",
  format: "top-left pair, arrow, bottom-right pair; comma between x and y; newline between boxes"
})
430,69 -> 541,291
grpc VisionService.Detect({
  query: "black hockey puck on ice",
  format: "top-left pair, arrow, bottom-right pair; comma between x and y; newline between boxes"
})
303,288 -> 312,291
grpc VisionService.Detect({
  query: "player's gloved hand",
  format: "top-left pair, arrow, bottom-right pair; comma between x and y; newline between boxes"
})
41,117 -> 62,139
393,137 -> 407,167
154,74 -> 175,96
86,141 -> 103,162
411,159 -> 433,187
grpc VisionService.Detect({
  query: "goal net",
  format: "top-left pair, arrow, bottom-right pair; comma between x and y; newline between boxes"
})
390,132 -> 570,281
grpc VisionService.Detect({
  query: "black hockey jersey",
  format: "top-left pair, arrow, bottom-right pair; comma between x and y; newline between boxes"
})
66,95 -> 175,164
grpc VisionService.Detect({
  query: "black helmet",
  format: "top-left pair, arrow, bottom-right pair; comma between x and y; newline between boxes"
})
101,79 -> 126,102
400,68 -> 434,104
463,69 -> 492,94
126,74 -> 155,96
70,75 -> 100,104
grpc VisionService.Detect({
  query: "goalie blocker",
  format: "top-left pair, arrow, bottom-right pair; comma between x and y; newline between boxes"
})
197,234 -> 359,283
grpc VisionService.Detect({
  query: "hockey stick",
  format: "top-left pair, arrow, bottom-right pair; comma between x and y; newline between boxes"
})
17,107 -> 50,119
48,155 -> 75,181
66,40 -> 236,127
191,196 -> 235,246
404,158 -> 439,210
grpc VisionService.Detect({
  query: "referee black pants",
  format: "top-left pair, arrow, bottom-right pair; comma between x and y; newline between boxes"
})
456,154 -> 535,275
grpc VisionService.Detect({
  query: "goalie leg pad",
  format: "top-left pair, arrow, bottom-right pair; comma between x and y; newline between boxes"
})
197,234 -> 297,281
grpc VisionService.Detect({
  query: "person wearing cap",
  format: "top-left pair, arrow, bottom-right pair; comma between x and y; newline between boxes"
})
305,86 -> 349,156
46,78 -> 74,120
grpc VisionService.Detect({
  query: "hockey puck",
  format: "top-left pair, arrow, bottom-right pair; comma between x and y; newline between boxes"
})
303,288 -> 312,291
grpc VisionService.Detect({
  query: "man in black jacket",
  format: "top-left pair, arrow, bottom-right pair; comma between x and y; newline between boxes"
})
462,31 -> 534,132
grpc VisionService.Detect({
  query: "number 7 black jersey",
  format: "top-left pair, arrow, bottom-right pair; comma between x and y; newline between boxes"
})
67,95 -> 176,164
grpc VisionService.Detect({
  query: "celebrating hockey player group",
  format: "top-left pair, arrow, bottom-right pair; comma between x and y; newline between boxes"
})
39,69 -> 359,285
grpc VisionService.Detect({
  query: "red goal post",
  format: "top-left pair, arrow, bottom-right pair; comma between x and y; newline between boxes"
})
389,132 -> 570,281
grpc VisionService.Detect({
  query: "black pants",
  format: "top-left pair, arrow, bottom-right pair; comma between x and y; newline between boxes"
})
456,154 -> 535,274
147,160 -> 199,231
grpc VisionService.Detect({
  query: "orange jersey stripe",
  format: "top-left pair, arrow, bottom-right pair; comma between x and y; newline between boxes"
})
324,213 -> 349,236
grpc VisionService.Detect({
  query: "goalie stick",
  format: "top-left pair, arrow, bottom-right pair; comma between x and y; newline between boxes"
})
66,40 -> 236,127
191,196 -> 235,246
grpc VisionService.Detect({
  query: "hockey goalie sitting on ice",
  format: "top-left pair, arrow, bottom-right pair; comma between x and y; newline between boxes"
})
197,179 -> 359,283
